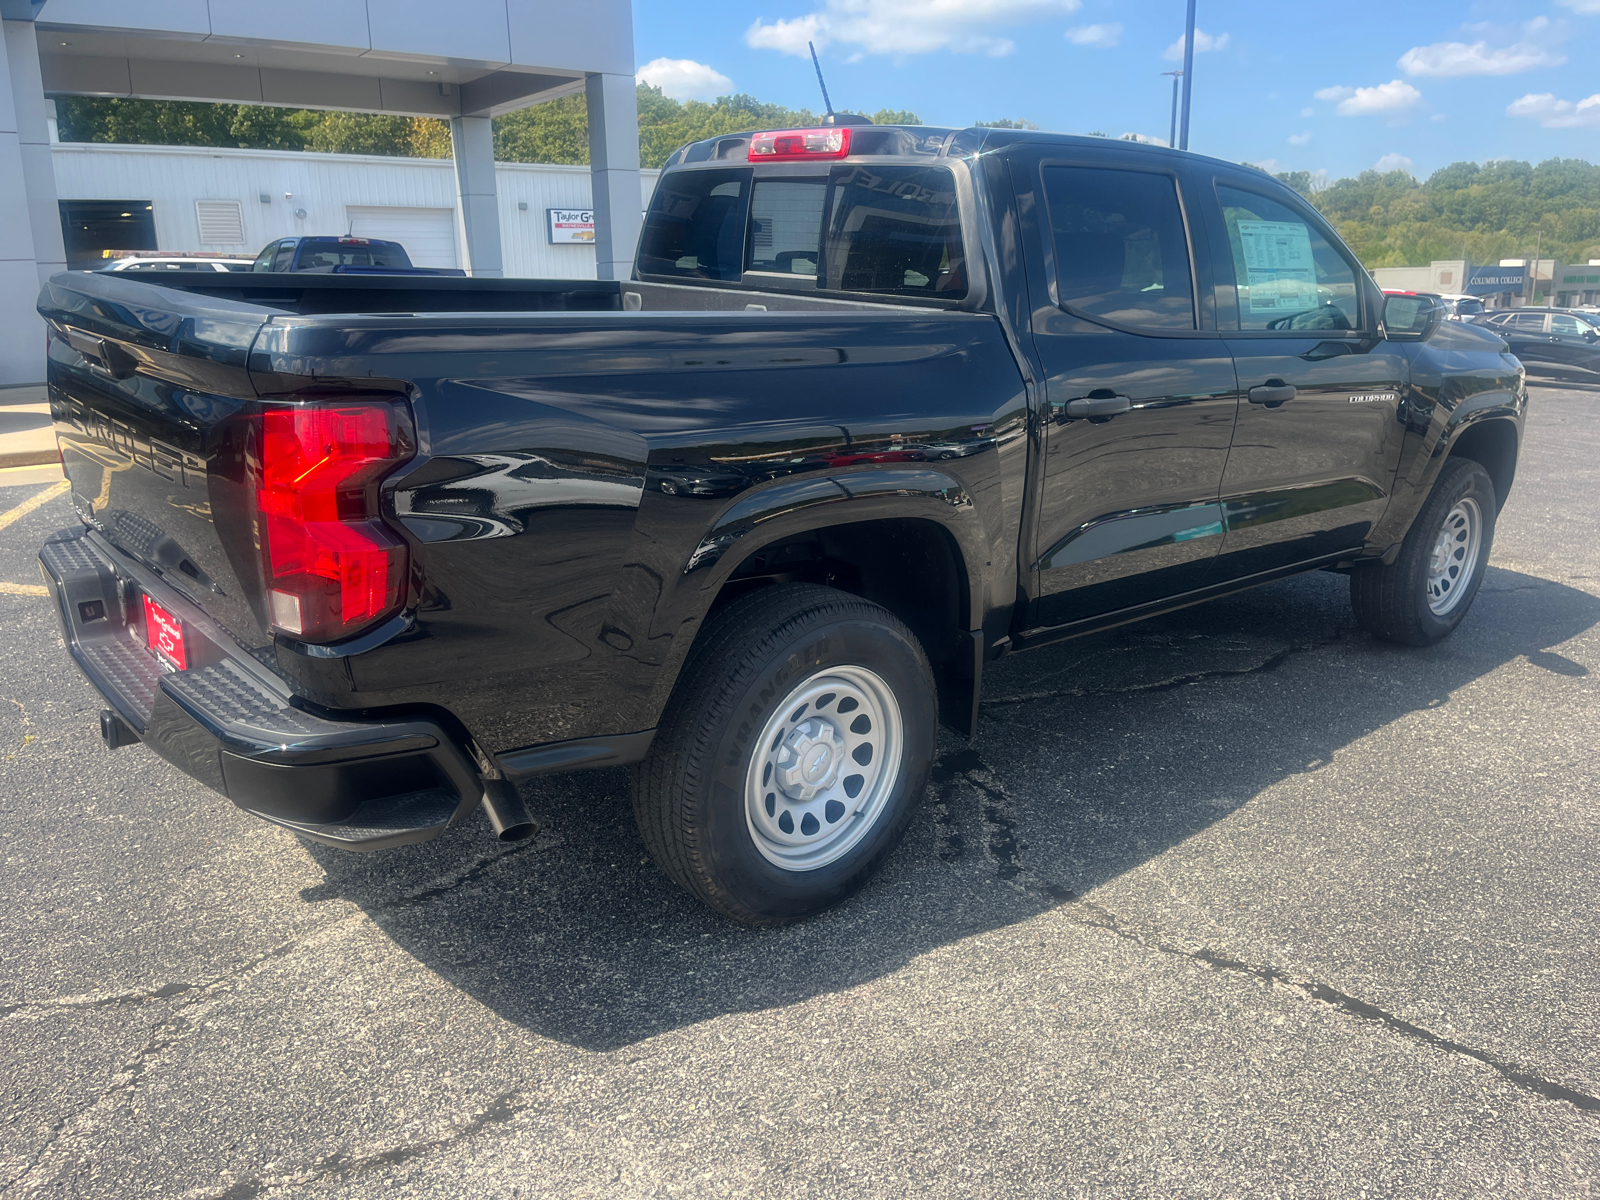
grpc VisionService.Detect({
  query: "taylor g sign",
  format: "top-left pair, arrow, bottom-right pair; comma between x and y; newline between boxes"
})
547,209 -> 595,245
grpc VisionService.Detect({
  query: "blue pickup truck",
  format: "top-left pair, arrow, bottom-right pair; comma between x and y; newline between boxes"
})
248,235 -> 465,276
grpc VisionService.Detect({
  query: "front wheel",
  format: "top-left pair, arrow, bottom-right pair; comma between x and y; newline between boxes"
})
632,584 -> 937,926
1350,456 -> 1497,646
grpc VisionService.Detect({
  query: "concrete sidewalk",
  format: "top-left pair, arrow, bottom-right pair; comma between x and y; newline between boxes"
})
0,385 -> 60,477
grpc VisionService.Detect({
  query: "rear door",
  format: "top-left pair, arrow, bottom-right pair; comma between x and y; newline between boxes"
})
1544,312 -> 1600,381
1011,148 -> 1239,630
1203,173 -> 1408,578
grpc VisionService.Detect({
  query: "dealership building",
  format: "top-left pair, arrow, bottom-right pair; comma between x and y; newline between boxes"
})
1372,257 -> 1600,308
0,0 -> 641,385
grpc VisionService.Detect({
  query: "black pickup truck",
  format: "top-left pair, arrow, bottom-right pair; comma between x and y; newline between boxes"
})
37,123 -> 1525,925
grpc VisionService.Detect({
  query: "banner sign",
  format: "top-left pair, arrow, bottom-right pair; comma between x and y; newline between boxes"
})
1465,265 -> 1526,295
547,209 -> 595,245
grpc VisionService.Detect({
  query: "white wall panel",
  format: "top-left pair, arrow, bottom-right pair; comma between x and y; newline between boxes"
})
51,143 -> 658,278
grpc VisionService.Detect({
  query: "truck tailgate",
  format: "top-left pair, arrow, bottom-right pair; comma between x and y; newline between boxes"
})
38,273 -> 273,647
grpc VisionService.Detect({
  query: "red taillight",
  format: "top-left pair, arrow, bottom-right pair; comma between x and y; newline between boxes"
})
256,402 -> 414,642
748,127 -> 852,161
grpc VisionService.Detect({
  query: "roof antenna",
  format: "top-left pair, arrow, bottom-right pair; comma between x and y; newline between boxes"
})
808,41 -> 834,117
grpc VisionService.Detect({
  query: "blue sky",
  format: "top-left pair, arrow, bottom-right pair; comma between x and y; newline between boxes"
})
632,0 -> 1600,181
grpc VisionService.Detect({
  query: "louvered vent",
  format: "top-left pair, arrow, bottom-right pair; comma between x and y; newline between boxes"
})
195,200 -> 246,245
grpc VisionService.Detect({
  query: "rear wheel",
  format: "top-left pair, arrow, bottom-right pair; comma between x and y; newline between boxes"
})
632,584 -> 937,926
1350,457 -> 1497,646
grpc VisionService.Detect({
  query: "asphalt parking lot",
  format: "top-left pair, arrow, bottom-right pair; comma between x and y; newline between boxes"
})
3,385 -> 1598,1199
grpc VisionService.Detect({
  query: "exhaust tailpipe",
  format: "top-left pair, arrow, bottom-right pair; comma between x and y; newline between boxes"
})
480,779 -> 537,842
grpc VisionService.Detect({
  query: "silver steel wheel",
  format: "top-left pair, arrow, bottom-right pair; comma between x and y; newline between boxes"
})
744,665 -> 903,872
1426,495 -> 1483,616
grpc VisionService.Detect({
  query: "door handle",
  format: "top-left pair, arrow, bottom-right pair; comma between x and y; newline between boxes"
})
1247,381 -> 1297,406
1062,393 -> 1133,418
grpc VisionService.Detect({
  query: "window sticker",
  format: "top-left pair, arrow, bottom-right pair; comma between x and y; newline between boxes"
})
1236,220 -> 1319,314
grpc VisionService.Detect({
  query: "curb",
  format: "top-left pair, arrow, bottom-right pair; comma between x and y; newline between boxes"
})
0,450 -> 59,470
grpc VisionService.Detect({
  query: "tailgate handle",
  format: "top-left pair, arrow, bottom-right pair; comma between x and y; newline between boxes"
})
64,328 -> 139,380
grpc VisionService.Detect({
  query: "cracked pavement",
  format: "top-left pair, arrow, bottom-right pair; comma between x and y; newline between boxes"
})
2,385 -> 1599,1197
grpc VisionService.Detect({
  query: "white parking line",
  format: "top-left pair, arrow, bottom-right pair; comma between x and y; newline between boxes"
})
0,581 -> 47,596
0,478 -> 69,534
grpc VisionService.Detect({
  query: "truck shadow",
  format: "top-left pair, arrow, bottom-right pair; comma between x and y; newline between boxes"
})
301,565 -> 1600,1052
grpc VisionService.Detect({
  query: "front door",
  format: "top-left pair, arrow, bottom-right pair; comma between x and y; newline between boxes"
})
1204,177 -> 1409,579
1013,152 -> 1239,630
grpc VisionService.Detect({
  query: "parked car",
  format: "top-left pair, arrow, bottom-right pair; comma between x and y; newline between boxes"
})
38,122 -> 1525,926
101,257 -> 249,273
1473,307 -> 1600,381
248,235 -> 466,276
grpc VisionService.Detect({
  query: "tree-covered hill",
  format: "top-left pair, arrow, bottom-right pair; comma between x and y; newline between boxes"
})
55,86 -> 917,173
1266,159 -> 1600,268
56,91 -> 1599,268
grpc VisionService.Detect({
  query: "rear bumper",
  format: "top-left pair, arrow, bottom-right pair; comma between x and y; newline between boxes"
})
39,525 -> 485,851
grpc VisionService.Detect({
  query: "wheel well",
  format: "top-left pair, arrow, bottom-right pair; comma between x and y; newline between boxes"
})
714,518 -> 972,712
1447,419 -> 1518,511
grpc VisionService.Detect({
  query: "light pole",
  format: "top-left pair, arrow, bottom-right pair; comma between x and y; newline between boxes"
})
1525,229 -> 1542,305
1178,0 -> 1197,150
1161,70 -> 1183,148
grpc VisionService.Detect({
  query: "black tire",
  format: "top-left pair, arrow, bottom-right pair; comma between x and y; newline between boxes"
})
1350,457 -> 1497,646
631,583 -> 937,926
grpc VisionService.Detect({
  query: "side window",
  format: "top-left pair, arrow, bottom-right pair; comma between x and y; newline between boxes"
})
747,180 -> 826,277
271,240 -> 296,271
822,165 -> 966,298
1041,165 -> 1195,330
250,244 -> 277,272
637,170 -> 749,281
1511,312 -> 1546,330
1550,314 -> 1584,336
1217,185 -> 1360,332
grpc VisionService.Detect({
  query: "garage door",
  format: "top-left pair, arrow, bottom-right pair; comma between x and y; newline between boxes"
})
345,206 -> 458,268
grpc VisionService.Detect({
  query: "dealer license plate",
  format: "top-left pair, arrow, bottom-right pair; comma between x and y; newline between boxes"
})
142,594 -> 187,671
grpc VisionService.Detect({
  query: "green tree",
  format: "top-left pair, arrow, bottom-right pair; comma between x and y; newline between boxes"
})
975,118 -> 1038,129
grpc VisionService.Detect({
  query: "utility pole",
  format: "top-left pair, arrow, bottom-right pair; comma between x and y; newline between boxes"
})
1525,229 -> 1542,305
1178,0 -> 1197,149
1161,70 -> 1183,148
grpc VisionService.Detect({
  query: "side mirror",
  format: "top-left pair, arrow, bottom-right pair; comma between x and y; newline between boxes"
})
1383,294 -> 1446,342
1584,328 -> 1598,342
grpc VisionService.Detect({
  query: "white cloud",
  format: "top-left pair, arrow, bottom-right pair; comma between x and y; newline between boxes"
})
1507,91 -> 1600,128
1556,0 -> 1600,13
1065,22 -> 1121,47
1316,80 -> 1423,116
1399,20 -> 1565,77
1300,106 -> 1315,117
636,58 -> 734,101
746,0 -> 1080,59
1375,153 -> 1416,173
1164,28 -> 1229,61
1288,130 -> 1312,145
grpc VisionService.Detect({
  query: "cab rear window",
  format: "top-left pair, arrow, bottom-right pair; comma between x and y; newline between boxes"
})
639,164 -> 966,300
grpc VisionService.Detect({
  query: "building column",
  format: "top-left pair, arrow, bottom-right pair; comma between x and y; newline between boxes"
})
0,18 -> 45,385
585,72 -> 642,282
5,17 -> 63,283
448,115 -> 503,278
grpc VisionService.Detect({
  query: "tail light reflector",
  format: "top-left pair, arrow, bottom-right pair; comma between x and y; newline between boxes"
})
256,401 -> 414,642
749,127 -> 852,161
